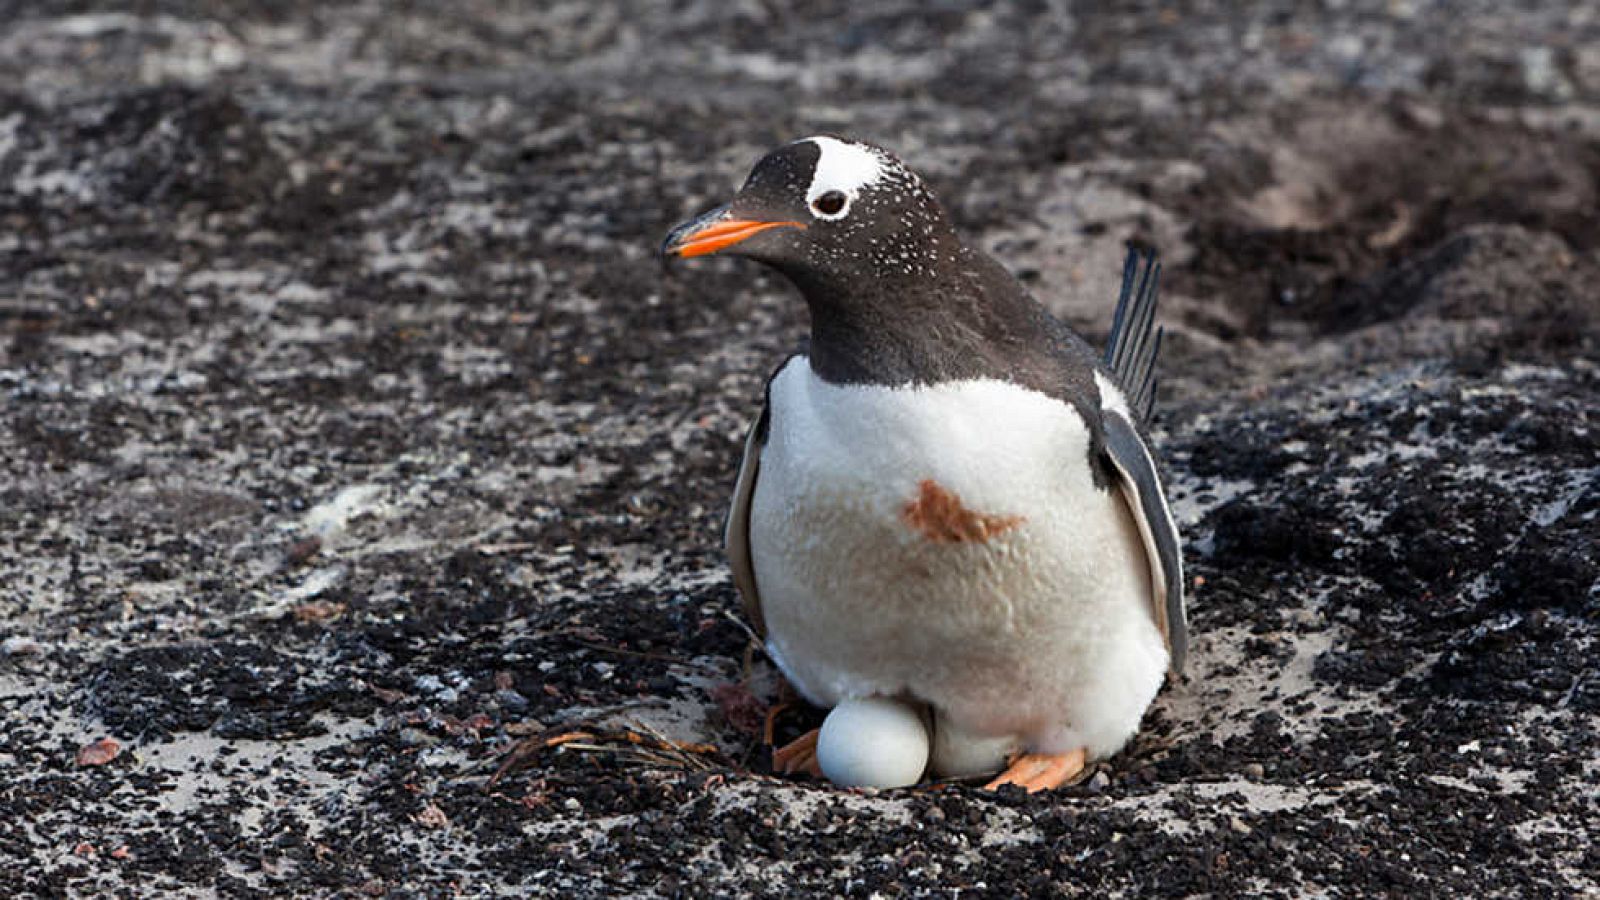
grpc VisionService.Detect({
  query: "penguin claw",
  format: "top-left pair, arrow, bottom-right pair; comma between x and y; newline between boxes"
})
772,728 -> 822,777
982,748 -> 1088,793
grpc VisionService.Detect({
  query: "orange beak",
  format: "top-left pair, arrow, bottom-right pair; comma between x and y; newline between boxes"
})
662,205 -> 805,258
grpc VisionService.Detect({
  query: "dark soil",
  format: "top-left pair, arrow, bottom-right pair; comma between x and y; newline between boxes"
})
1,2 -> 1596,897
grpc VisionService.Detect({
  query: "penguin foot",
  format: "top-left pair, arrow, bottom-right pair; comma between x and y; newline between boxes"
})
983,748 -> 1087,793
772,728 -> 822,777
762,701 -> 791,745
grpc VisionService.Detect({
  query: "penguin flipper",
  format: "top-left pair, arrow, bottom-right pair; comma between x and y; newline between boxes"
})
1101,409 -> 1188,675
725,401 -> 769,637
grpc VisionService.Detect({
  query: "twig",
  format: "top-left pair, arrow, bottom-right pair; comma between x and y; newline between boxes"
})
476,542 -> 539,555
484,721 -> 723,788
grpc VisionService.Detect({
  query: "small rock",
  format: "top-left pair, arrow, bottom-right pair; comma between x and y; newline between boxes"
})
1520,47 -> 1571,99
292,600 -> 346,623
707,682 -> 765,736
398,728 -> 437,748
1086,771 -> 1111,791
76,737 -> 121,767
414,674 -> 459,702
1243,763 -> 1265,779
285,535 -> 322,567
494,688 -> 529,711
2,636 -> 44,656
412,801 -> 449,830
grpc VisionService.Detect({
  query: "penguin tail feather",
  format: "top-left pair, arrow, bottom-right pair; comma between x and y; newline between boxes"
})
1103,247 -> 1164,422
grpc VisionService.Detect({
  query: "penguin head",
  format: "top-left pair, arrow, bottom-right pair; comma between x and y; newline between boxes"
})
663,136 -> 959,297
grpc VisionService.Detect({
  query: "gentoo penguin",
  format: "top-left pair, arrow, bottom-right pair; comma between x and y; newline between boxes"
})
662,136 -> 1186,792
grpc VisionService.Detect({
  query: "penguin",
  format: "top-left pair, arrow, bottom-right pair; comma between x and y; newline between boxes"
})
662,135 -> 1186,792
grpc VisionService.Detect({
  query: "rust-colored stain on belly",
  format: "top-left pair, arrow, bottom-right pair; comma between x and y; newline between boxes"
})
902,479 -> 1025,544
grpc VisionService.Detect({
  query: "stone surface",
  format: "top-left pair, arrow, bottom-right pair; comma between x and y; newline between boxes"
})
1,2 -> 1597,896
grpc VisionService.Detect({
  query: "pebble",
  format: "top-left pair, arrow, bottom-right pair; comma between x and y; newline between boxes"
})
398,728 -> 438,748
2,636 -> 44,656
494,688 -> 529,711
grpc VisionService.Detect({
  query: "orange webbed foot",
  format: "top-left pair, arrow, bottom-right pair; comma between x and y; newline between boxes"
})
772,728 -> 822,777
982,748 -> 1088,793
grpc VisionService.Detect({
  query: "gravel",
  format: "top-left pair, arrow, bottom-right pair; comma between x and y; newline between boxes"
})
1,2 -> 1597,896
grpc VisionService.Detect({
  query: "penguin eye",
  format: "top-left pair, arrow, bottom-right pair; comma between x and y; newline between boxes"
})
811,190 -> 849,218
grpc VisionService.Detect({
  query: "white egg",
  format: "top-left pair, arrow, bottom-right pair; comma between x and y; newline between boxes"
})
815,697 -> 930,789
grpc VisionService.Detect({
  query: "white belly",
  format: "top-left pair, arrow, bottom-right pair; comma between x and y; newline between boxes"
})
750,357 -> 1168,763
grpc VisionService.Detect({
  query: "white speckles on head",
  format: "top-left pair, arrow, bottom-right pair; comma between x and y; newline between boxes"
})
802,136 -> 891,220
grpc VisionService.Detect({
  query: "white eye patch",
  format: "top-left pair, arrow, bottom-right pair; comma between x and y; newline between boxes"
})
803,135 -> 887,220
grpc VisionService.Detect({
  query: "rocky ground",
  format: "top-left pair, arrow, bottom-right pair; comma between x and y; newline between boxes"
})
2,2 -> 1597,896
